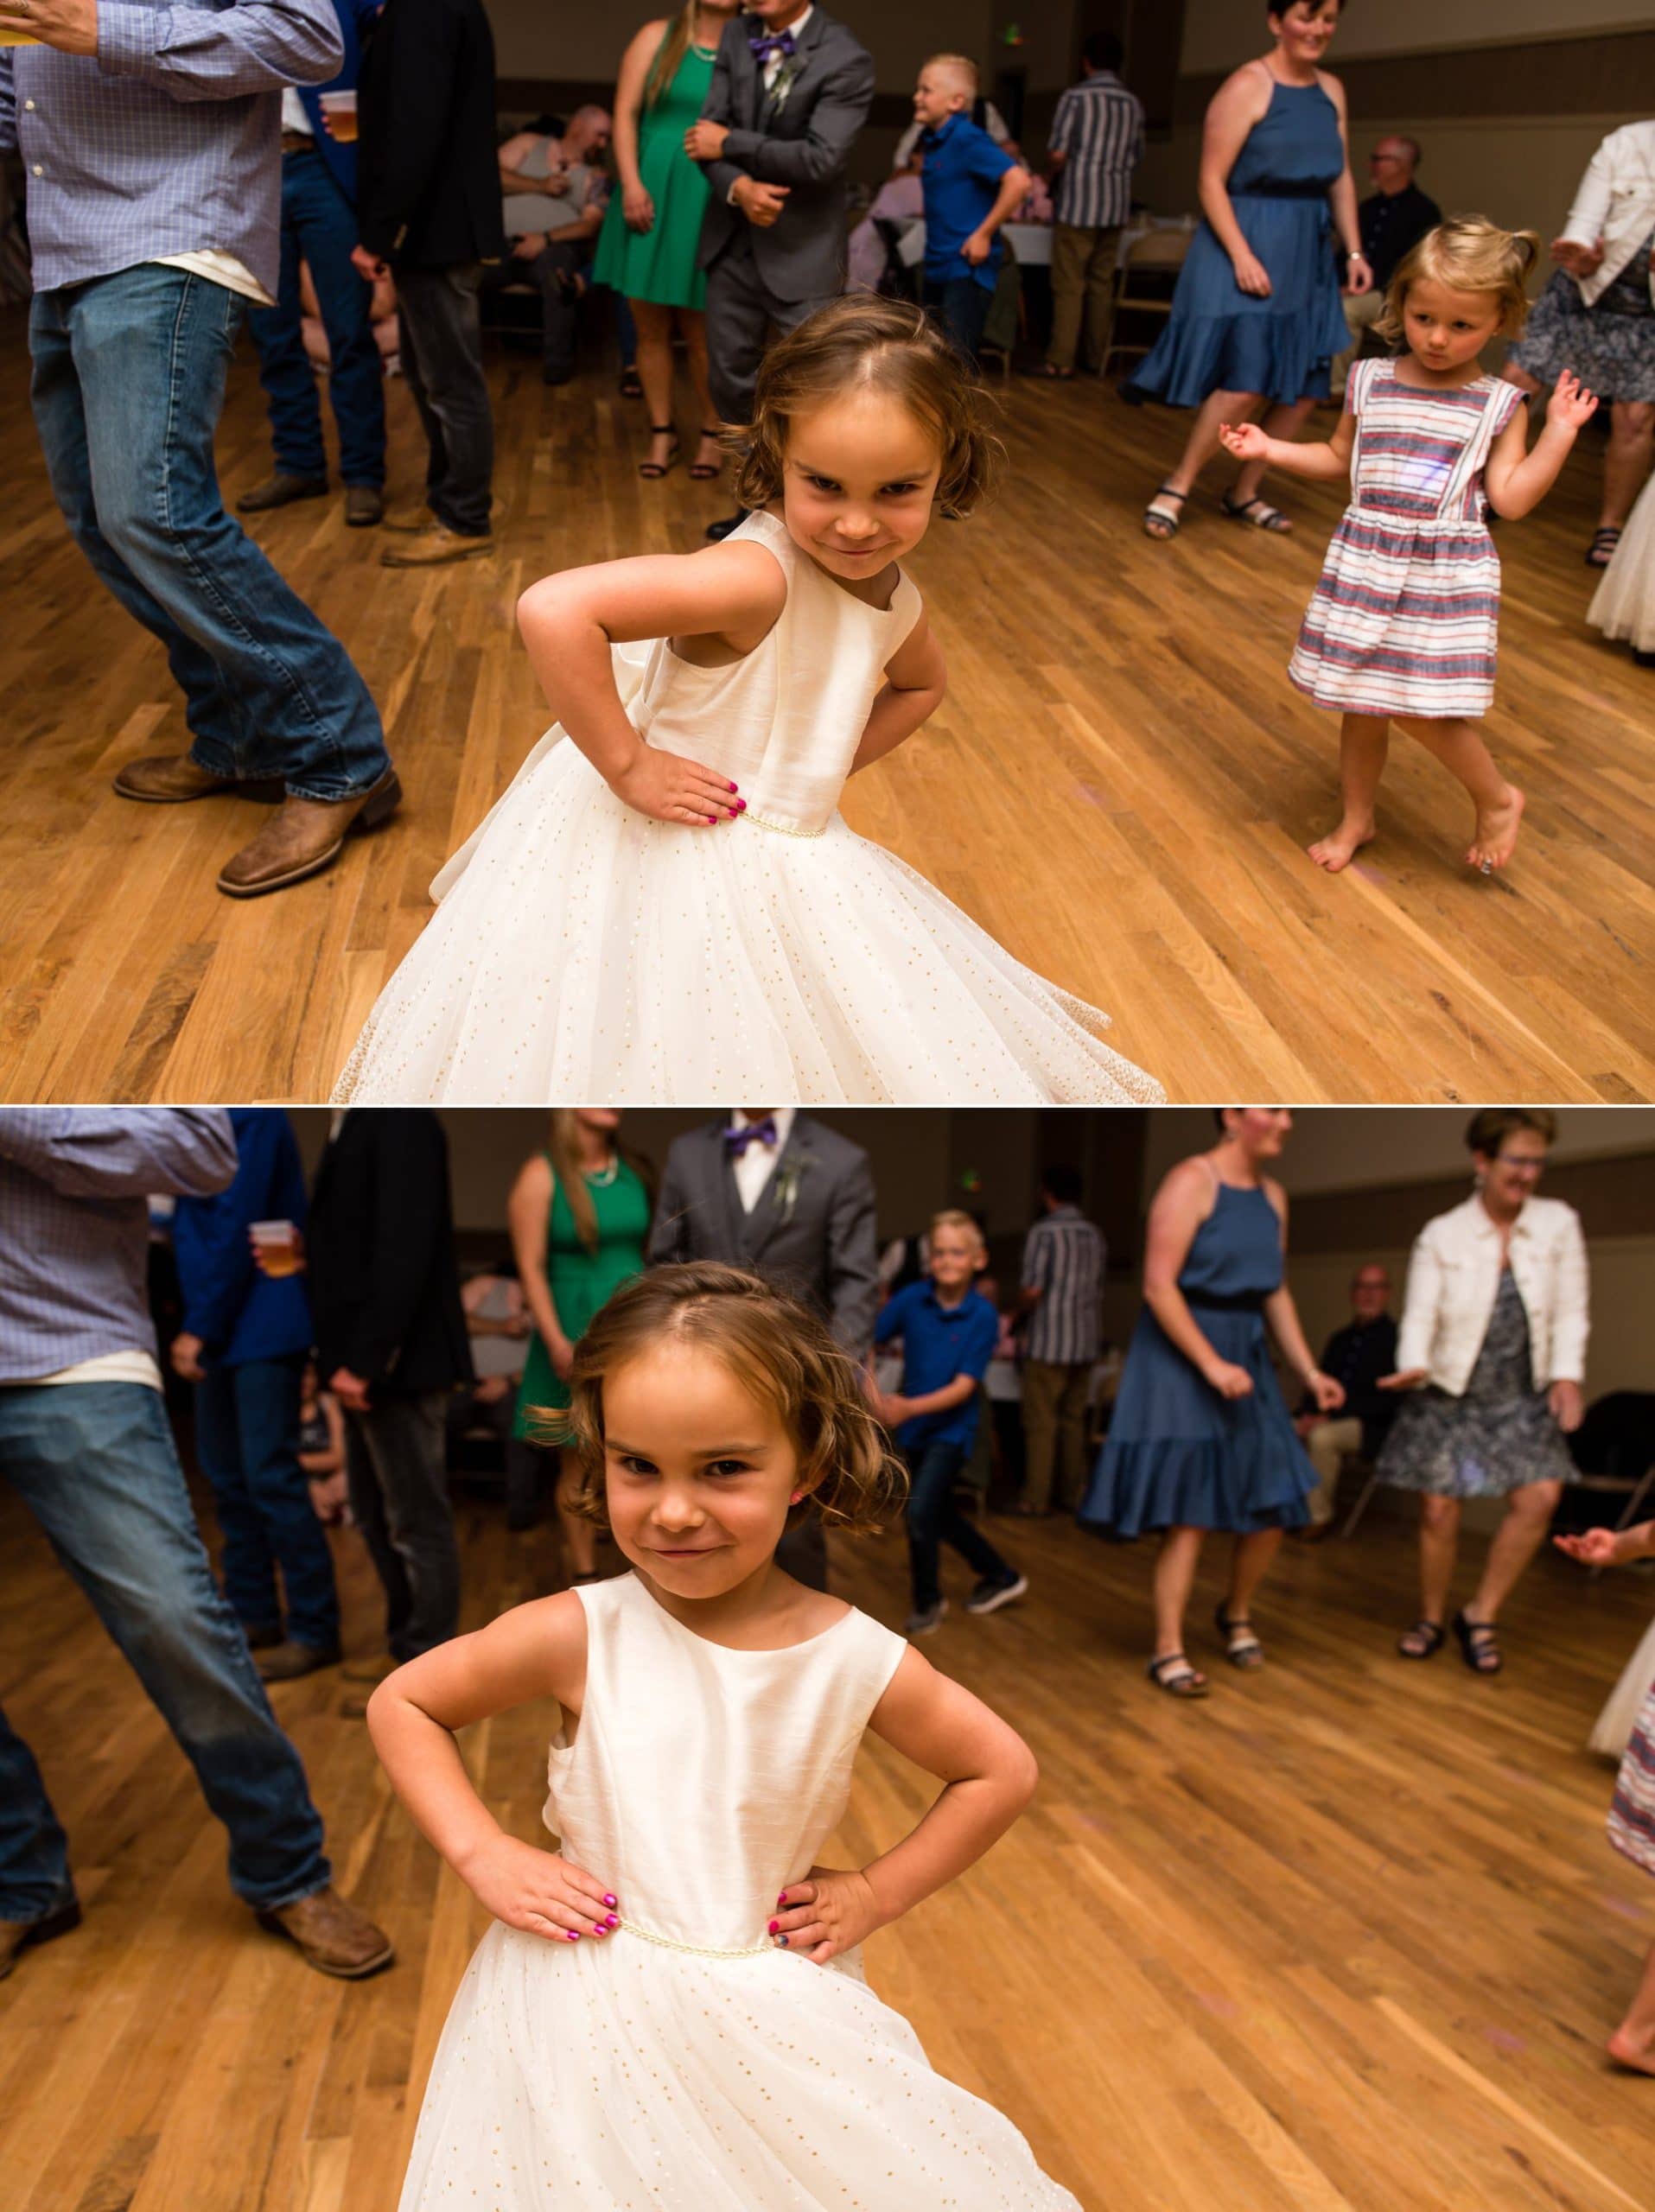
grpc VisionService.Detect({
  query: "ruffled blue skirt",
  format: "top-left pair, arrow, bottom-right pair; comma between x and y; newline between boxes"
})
1079,1306 -> 1315,1538
1124,195 -> 1347,410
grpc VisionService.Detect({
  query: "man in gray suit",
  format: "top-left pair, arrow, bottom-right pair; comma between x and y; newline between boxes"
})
684,0 -> 875,541
646,1109 -> 880,1592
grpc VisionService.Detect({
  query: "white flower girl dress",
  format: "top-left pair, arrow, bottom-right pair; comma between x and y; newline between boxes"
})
334,511 -> 1162,1104
398,1573 -> 1083,2210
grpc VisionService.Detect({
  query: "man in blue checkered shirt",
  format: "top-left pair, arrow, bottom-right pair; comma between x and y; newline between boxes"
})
0,1110 -> 392,1984
0,0 -> 399,899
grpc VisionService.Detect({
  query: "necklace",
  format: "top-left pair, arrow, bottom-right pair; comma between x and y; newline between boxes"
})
585,1157 -> 619,1187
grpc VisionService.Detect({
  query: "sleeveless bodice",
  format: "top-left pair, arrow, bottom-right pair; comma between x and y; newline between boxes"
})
1227,79 -> 1344,200
627,509 -> 924,836
543,1573 -> 908,1953
1176,1183 -> 1285,1304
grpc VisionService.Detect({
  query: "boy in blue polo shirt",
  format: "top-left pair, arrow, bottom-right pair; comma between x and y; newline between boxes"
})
874,1211 -> 1028,1636
912,54 -> 1031,363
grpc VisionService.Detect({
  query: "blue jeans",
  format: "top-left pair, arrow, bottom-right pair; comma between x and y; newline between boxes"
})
904,1437 -> 1015,1611
29,264 -> 391,801
923,276 -> 992,364
0,1384 -> 329,1918
194,1356 -> 341,1650
246,149 -> 385,486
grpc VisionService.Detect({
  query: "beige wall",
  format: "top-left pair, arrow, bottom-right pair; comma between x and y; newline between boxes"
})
1142,1108 -> 1655,1195
1178,0 -> 1654,73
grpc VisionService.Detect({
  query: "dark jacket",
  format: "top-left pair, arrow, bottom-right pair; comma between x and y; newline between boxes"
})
173,1109 -> 314,1370
697,7 -> 875,301
1303,1313 -> 1400,1458
1358,182 -> 1442,290
646,1115 -> 879,1354
295,0 -> 381,204
356,0 -> 506,266
307,1111 -> 472,1394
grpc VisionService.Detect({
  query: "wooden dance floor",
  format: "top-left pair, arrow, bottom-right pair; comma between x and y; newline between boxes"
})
0,308 -> 1650,1103
3,1471 -> 1652,2212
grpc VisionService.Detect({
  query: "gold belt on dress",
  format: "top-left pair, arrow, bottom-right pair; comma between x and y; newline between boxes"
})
737,811 -> 824,840
615,1916 -> 772,1959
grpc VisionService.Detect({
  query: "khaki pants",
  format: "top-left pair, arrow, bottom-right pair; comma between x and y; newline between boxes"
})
1047,223 -> 1121,372
1021,1358 -> 1092,1512
1302,1414 -> 1363,1527
1331,288 -> 1386,399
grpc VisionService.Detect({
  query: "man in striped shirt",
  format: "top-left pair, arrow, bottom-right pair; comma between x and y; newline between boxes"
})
1015,1166 -> 1106,1515
1043,32 -> 1144,378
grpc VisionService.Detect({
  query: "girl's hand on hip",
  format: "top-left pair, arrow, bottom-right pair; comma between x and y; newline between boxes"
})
1305,1370 -> 1346,1415
1547,1378 -> 1584,1433
1202,1358 -> 1254,1401
1553,1527 -> 1617,1567
770,1868 -> 883,1965
461,1836 -> 620,1942
1231,250 -> 1271,297
1219,420 -> 1270,460
609,747 -> 744,826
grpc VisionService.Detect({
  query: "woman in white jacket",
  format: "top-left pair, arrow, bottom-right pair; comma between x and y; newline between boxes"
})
1505,119 -> 1655,569
1378,1109 -> 1588,1675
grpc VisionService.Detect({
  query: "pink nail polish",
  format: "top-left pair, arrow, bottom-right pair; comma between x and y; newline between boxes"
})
605,1916 -> 619,1929
603,1894 -> 617,1908
777,1892 -> 787,1907
566,1930 -> 580,1942
735,799 -> 747,812
767,1919 -> 780,1935
728,781 -> 738,793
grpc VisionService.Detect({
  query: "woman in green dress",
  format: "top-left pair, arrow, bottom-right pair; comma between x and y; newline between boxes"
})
593,2 -> 742,482
506,1109 -> 654,1578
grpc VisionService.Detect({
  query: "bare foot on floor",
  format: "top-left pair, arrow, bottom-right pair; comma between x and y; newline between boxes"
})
1607,2027 -> 1655,2075
1467,785 -> 1525,874
1308,815 -> 1376,872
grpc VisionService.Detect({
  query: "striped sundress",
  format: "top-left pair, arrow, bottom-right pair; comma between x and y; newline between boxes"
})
1288,359 -> 1526,718
1608,1672 -> 1655,1878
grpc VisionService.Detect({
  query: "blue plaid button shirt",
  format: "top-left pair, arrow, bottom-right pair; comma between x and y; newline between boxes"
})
0,1110 -> 237,1382
0,0 -> 345,299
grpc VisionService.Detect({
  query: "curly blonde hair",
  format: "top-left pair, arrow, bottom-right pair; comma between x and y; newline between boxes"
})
729,295 -> 1003,520
1377,214 -> 1541,345
532,1262 -> 908,1535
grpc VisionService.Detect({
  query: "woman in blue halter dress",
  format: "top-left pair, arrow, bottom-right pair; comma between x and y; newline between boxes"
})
1079,1111 -> 1344,1697
1133,1 -> 1370,543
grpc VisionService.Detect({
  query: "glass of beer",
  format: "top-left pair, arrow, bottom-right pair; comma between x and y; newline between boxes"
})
319,91 -> 358,143
251,1219 -> 302,1277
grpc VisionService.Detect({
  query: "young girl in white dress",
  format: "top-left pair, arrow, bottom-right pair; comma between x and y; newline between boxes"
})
367,1262 -> 1084,2211
1219,217 -> 1599,878
334,297 -> 1162,1104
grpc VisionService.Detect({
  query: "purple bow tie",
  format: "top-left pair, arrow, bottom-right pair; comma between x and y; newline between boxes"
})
748,28 -> 797,63
726,1116 -> 779,1158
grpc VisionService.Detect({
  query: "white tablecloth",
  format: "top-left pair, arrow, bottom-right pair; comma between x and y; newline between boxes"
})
895,219 -> 1053,270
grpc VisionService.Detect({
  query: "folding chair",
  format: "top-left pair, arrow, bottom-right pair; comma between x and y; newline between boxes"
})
1097,225 -> 1192,382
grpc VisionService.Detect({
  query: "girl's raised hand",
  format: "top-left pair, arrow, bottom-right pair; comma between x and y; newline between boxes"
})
1549,369 -> 1600,432
608,746 -> 746,828
1219,421 -> 1269,461
1553,1528 -> 1619,1568
769,1867 -> 884,1965
460,1834 -> 620,1943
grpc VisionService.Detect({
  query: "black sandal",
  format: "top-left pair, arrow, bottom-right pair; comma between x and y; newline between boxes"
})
618,366 -> 644,400
1214,1605 -> 1264,1668
1148,1652 -> 1210,1699
1220,491 -> 1292,532
1452,1609 -> 1503,1675
638,425 -> 680,480
1586,526 -> 1622,569
1143,484 -> 1186,540
688,428 -> 724,482
1397,1618 -> 1445,1660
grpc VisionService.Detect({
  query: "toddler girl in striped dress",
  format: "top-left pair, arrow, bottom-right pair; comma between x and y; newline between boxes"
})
1220,216 -> 1598,876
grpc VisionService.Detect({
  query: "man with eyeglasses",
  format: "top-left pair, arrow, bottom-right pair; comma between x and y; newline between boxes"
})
1331,135 -> 1441,398
1293,1263 -> 1399,1536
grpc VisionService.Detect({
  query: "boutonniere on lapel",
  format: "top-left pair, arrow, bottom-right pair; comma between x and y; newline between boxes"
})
772,1150 -> 817,1226
768,54 -> 805,111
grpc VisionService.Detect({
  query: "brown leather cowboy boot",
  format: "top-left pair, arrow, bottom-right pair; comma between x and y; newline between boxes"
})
112,755 -> 285,804
258,1886 -> 394,1978
215,767 -> 402,898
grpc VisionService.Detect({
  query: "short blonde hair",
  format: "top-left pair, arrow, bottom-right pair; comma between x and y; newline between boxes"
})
537,1262 -> 907,1535
929,1208 -> 985,1253
923,53 -> 980,99
1377,214 -> 1541,344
